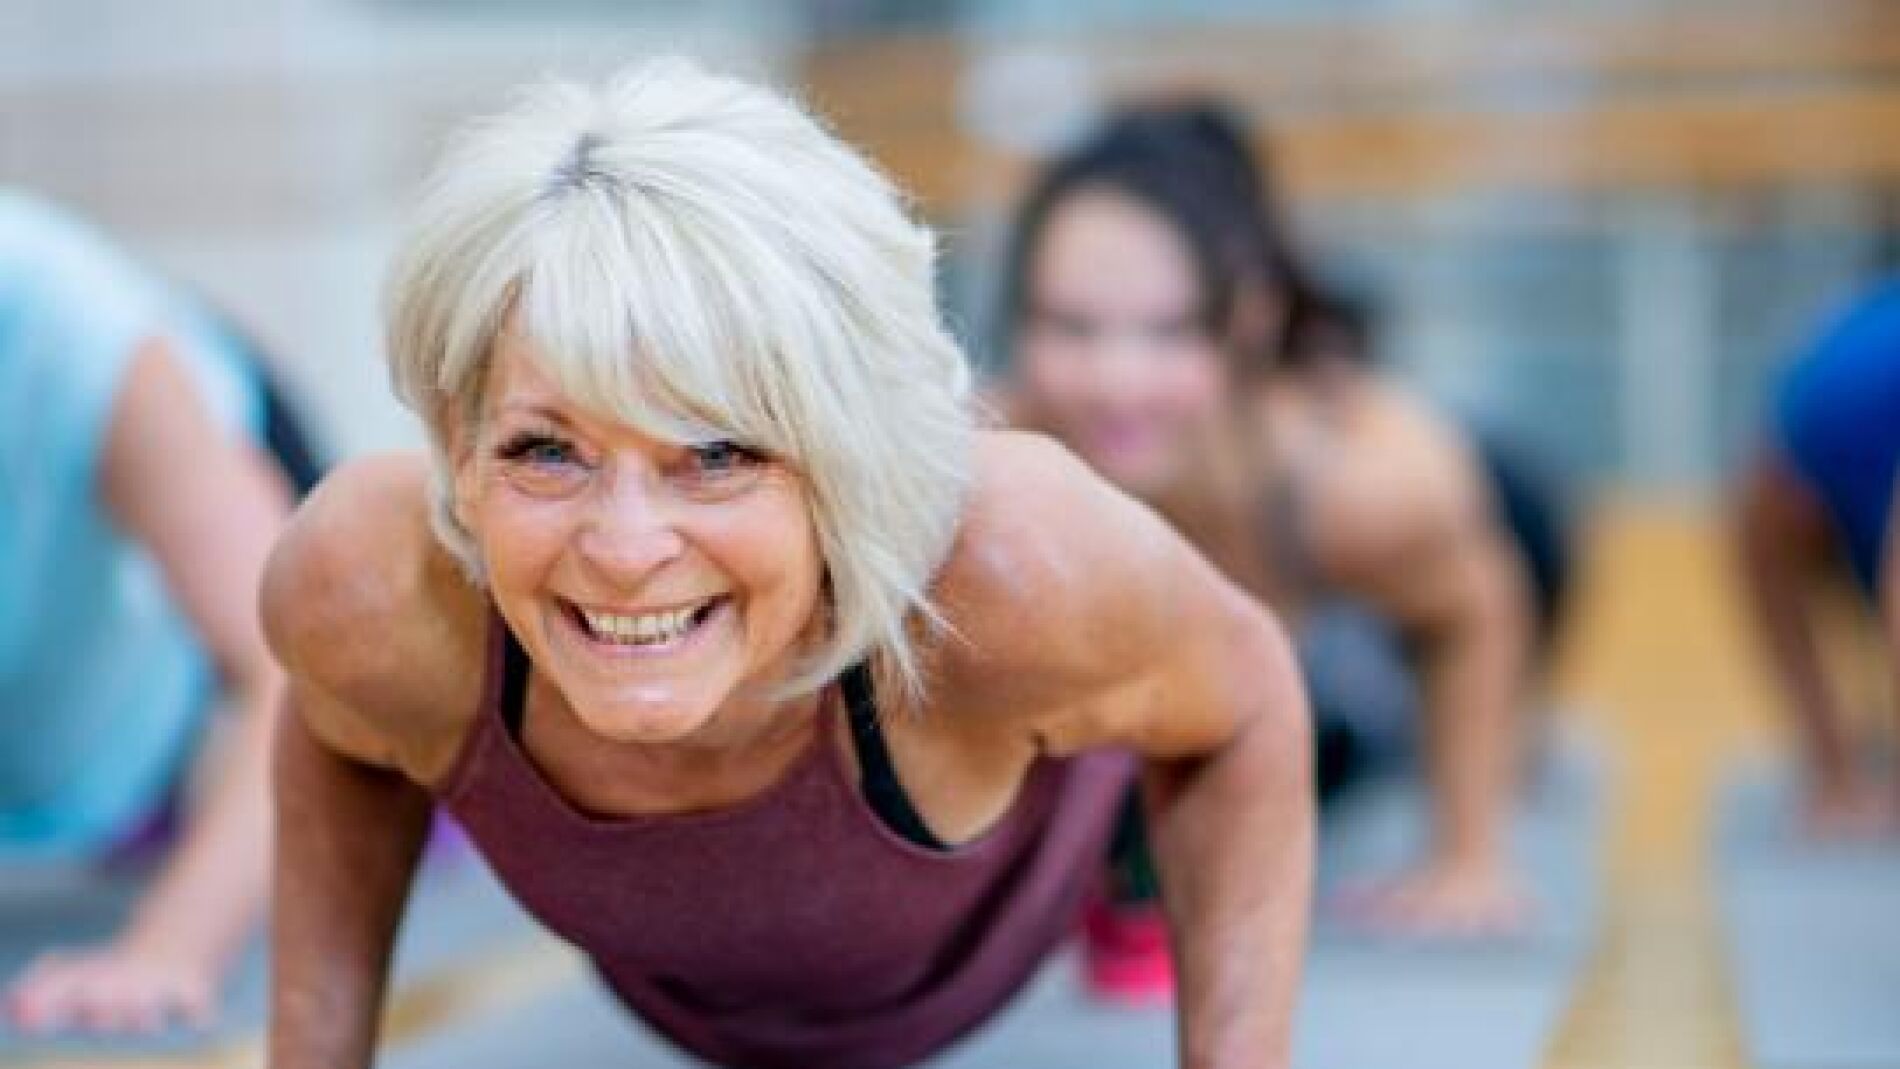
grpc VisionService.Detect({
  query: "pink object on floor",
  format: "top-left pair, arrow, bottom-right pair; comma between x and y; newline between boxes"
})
1081,899 -> 1174,1008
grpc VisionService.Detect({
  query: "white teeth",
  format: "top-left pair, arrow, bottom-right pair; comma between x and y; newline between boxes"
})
581,601 -> 709,647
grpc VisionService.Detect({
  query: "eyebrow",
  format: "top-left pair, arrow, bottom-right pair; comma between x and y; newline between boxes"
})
494,401 -> 575,426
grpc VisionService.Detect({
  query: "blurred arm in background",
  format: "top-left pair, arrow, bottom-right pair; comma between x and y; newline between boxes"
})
1299,384 -> 1535,935
6,339 -> 291,1033
1885,476 -> 1900,793
1734,449 -> 1887,835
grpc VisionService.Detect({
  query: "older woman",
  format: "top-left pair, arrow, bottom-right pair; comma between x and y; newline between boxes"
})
265,63 -> 1310,1069
1003,103 -> 1566,938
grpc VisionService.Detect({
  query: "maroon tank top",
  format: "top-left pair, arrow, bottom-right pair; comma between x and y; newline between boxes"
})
433,617 -> 1136,1069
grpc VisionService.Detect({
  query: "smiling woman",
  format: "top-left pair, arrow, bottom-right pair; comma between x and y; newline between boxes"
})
263,59 -> 1313,1069
456,336 -> 825,746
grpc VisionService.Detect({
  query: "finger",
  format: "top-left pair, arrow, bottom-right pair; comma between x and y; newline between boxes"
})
86,970 -> 162,1035
79,985 -> 133,1034
1330,879 -> 1392,920
9,967 -> 83,1034
175,983 -> 217,1031
114,995 -> 166,1036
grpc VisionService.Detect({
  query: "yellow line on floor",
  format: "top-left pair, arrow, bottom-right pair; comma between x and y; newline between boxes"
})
1542,499 -> 1779,1069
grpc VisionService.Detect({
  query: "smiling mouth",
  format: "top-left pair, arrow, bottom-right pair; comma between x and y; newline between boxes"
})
565,596 -> 725,650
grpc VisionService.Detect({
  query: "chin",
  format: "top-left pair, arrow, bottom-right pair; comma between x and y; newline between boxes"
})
573,698 -> 720,745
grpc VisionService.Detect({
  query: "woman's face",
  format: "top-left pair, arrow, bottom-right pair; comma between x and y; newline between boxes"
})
455,327 -> 824,745
1017,187 -> 1231,497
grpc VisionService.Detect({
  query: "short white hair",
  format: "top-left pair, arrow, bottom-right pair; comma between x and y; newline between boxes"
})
385,58 -> 975,701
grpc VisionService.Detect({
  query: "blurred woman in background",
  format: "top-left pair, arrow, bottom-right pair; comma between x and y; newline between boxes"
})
1,190 -> 317,1034
1735,277 -> 1900,835
1002,102 -> 1574,949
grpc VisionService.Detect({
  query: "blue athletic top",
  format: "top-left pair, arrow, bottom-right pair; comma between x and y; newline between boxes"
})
1773,277 -> 1900,593
0,191 -> 263,861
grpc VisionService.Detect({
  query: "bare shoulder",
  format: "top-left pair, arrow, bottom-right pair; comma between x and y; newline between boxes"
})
939,432 -> 1148,591
1301,379 -> 1492,583
261,453 -> 488,775
933,432 -> 1167,639
924,431 -> 1281,757
926,433 -> 1211,710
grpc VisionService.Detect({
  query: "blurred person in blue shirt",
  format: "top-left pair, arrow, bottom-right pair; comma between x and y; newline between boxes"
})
1737,278 -> 1900,836
0,190 -> 318,1034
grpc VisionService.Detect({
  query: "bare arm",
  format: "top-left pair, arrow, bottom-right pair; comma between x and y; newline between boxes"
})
1735,451 -> 1858,800
8,339 -> 291,1032
1144,598 -> 1312,1069
260,455 -> 482,1068
944,436 -> 1312,1069
1884,473 -> 1900,757
1306,409 -> 1533,930
270,690 -> 433,1069
1379,521 -> 1530,879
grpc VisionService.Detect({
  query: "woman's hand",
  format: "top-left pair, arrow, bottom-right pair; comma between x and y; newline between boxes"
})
5,938 -> 219,1036
1801,774 -> 1900,840
1333,858 -> 1532,939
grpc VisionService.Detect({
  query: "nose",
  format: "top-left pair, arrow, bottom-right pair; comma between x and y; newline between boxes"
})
1085,333 -> 1155,410
574,466 -> 686,585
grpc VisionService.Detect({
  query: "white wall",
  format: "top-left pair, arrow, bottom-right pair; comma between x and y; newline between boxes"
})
2,0 -> 798,457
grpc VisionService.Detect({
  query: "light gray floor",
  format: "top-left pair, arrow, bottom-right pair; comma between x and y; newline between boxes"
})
0,848 -> 538,1059
1716,765 -> 1900,1069
385,747 -> 1603,1069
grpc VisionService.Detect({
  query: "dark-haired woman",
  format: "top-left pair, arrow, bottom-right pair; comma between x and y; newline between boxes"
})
1004,102 -> 1573,943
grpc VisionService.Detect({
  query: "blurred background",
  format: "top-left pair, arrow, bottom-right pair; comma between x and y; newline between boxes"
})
7,2 -> 1898,1066
9,0 -> 1898,484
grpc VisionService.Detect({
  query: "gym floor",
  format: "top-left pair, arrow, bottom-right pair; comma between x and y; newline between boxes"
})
22,499 -> 1874,1069
1546,496 -> 1886,1069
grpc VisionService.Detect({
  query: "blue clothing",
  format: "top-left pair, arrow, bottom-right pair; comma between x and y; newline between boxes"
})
0,191 -> 263,861
1773,278 -> 1900,593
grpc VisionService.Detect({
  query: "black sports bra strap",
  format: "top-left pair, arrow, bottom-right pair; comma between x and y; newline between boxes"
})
842,662 -> 948,851
501,625 -> 531,739
495,636 -> 946,851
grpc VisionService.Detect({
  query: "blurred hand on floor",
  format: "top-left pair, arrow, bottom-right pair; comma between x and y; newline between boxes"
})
1332,858 -> 1533,939
4,938 -> 218,1036
1801,774 -> 1900,840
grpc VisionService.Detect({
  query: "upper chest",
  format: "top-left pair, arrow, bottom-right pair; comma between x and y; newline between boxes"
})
511,669 -> 1043,848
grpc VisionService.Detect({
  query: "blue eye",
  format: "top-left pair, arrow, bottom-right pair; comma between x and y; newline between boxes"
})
688,440 -> 762,477
499,434 -> 577,467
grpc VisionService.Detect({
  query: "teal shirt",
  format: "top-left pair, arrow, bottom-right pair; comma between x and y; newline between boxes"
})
0,191 -> 263,860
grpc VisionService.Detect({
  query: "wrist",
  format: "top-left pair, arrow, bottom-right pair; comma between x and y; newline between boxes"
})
117,911 -> 233,979
1431,837 -> 1508,874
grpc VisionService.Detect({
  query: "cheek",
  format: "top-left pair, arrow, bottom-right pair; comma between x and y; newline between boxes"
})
472,488 -> 575,590
716,493 -> 824,633
1019,339 -> 1089,412
1157,348 -> 1231,419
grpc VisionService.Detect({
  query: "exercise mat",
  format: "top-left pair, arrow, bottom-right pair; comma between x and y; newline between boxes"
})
1715,764 -> 1900,1069
0,846 -> 539,1060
